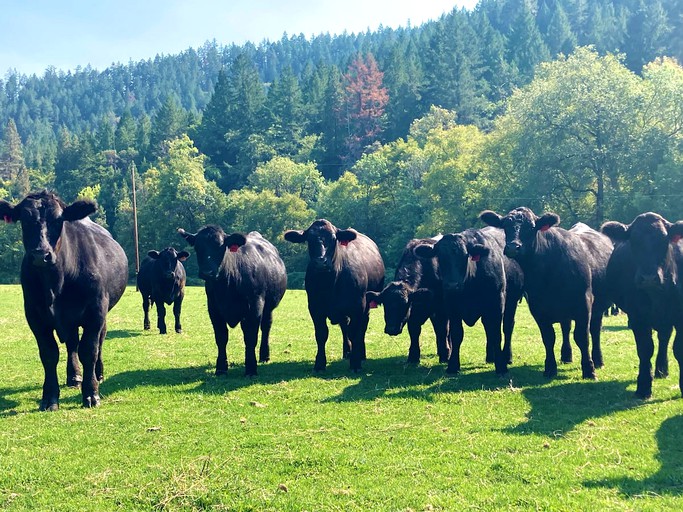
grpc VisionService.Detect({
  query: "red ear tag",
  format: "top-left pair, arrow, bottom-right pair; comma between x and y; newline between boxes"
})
229,244 -> 239,252
539,225 -> 550,232
369,301 -> 378,309
470,254 -> 481,262
672,234 -> 682,244
3,215 -> 12,224
339,240 -> 349,247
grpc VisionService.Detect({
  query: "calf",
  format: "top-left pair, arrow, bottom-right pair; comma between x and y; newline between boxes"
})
137,247 -> 189,334
284,219 -> 385,372
413,227 -> 524,375
480,208 -> 613,379
0,191 -> 128,410
601,212 -> 683,398
178,227 -> 286,376
366,236 -> 450,364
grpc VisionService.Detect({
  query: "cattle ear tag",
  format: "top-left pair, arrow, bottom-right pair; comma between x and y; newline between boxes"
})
369,301 -> 378,309
672,234 -> 682,244
470,254 -> 481,262
339,240 -> 349,247
229,244 -> 239,253
539,225 -> 551,232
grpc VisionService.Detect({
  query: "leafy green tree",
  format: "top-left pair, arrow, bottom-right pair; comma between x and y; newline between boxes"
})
248,156 -> 324,205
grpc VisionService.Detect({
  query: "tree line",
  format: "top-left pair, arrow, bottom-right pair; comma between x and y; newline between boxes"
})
0,0 -> 682,283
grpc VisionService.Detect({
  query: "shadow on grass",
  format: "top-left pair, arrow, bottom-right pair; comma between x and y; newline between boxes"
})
584,414 -> 683,497
0,385 -> 41,416
106,329 -> 141,339
602,325 -> 631,332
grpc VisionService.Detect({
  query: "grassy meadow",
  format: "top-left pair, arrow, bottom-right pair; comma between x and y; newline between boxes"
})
1,284 -> 683,511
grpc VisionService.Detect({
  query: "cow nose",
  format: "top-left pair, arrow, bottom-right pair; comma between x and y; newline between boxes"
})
636,272 -> 664,289
384,325 -> 402,336
504,242 -> 521,257
31,250 -> 53,266
443,282 -> 462,293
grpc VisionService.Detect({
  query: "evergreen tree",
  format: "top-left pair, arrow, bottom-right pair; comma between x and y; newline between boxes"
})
507,2 -> 551,81
193,69 -> 232,174
0,119 -> 29,197
624,0 -> 672,72
264,67 -> 306,156
317,65 -> 345,179
149,96 -> 185,158
545,2 -> 577,56
115,107 -> 138,152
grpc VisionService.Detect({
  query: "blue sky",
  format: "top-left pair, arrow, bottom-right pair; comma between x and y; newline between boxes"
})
0,0 -> 478,76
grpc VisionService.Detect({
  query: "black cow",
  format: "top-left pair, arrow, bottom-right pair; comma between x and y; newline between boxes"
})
413,227 -> 524,375
178,226 -> 286,376
480,208 -> 613,379
137,247 -> 190,334
601,213 -> 683,398
0,191 -> 128,410
284,219 -> 385,372
366,236 -> 450,364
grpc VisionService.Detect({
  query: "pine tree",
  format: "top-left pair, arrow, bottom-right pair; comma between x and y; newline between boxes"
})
115,107 -> 138,152
194,69 -> 232,172
264,67 -> 306,156
545,2 -> 577,56
624,0 -> 672,72
149,96 -> 185,158
0,119 -> 29,197
508,3 -> 551,81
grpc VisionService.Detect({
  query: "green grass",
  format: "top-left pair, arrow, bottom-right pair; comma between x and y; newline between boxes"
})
1,284 -> 683,511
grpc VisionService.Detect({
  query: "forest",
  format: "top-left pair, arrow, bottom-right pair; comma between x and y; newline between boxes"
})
0,0 -> 682,283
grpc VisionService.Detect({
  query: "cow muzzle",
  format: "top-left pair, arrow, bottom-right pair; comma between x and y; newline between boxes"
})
30,249 -> 55,267
635,269 -> 665,290
504,242 -> 522,258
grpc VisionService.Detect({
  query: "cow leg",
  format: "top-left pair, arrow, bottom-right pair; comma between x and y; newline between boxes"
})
502,300 -> 517,366
208,301 -> 229,375
446,320 -> 464,375
574,312 -> 596,380
142,294 -> 151,330
655,325 -> 672,378
590,309 -> 604,369
432,313 -> 450,363
34,328 -> 61,411
671,328 -> 683,397
96,324 -> 106,383
406,318 -> 422,364
156,301 -> 168,335
63,327 -> 82,388
259,308 -> 273,363
173,295 -> 184,334
560,320 -> 572,363
312,315 -> 329,371
483,312 -> 506,376
632,324 -> 655,398
537,321 -> 558,379
79,321 -> 104,408
348,310 -> 370,372
241,317 -> 260,377
340,318 -> 352,359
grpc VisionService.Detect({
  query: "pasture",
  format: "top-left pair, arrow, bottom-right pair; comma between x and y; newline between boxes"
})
1,284 -> 682,511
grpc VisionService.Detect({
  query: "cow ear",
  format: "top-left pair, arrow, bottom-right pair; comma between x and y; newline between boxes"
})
414,243 -> 436,259
177,251 -> 190,261
479,210 -> 502,228
284,230 -> 306,243
225,233 -> 247,253
62,199 -> 97,222
366,291 -> 382,308
336,229 -> 358,246
147,250 -> 160,259
468,244 -> 490,262
410,288 -> 433,304
669,221 -> 683,244
601,221 -> 629,241
536,212 -> 560,232
177,228 -> 196,246
0,200 -> 17,223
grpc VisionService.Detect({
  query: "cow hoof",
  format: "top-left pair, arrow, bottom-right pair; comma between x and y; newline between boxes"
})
175,328 -> 183,334
82,395 -> 100,408
159,329 -> 167,335
561,357 -> 573,364
655,369 -> 669,379
215,369 -> 227,376
144,325 -> 150,331
245,371 -> 257,378
445,367 -> 460,376
543,369 -> 557,379
635,389 -> 652,400
66,376 -> 82,388
39,400 -> 59,412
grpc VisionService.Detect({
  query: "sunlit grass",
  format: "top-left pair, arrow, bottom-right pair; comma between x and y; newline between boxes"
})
1,284 -> 682,511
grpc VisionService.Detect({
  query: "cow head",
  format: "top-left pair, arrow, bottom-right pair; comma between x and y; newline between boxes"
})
148,247 -> 190,280
602,212 -> 683,289
0,191 -> 96,268
284,219 -> 357,271
178,226 -> 246,281
367,284 -> 432,336
414,233 -> 488,294
480,207 -> 559,259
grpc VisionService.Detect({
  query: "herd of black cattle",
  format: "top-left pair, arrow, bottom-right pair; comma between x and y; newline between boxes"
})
1,190 -> 682,411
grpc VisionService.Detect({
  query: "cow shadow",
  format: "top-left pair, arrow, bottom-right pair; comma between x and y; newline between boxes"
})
584,415 -> 683,497
106,329 -> 140,339
504,378 -> 645,437
100,359 -> 318,398
0,385 -> 41,416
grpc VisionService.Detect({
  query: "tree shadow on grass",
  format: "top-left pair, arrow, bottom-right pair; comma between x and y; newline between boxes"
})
584,414 -> 683,497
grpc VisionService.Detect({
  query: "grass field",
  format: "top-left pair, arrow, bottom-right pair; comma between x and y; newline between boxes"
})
1,284 -> 683,511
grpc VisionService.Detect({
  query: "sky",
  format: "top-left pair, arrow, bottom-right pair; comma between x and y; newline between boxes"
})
0,0 -> 479,77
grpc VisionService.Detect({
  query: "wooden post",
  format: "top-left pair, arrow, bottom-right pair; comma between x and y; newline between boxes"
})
131,163 -> 140,275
